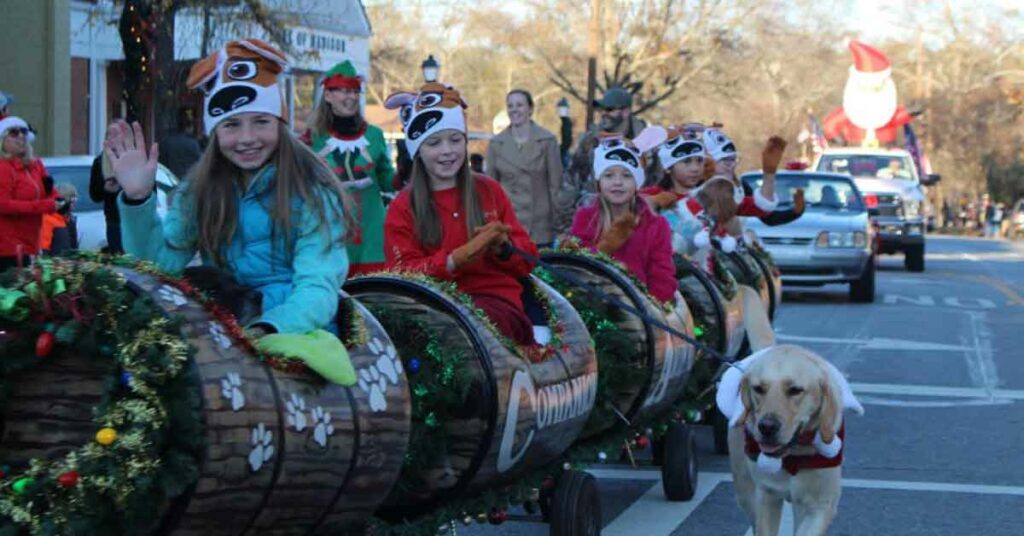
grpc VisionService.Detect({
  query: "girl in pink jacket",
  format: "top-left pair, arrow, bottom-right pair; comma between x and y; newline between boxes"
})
567,129 -> 677,303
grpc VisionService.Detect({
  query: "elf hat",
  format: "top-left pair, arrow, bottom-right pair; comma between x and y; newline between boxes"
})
402,82 -> 468,158
592,126 -> 668,189
703,127 -> 737,161
658,127 -> 706,171
186,38 -> 289,136
322,60 -> 362,90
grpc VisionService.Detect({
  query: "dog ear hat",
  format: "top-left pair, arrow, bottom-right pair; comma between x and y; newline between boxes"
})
592,126 -> 668,189
186,38 -> 288,135
394,82 -> 469,158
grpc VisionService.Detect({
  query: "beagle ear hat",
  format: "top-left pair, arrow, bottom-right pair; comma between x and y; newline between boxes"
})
187,38 -> 290,135
402,82 -> 468,158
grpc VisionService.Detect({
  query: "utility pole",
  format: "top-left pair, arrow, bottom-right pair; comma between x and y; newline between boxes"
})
586,0 -> 602,131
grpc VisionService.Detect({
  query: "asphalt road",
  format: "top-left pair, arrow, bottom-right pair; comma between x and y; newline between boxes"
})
456,235 -> 1024,536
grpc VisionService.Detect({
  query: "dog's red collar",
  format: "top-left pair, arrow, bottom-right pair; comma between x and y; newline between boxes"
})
744,423 -> 845,475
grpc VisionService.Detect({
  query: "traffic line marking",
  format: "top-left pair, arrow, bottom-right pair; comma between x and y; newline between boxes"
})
600,473 -> 727,536
588,468 -> 1024,536
850,382 -> 1024,401
776,333 -> 971,352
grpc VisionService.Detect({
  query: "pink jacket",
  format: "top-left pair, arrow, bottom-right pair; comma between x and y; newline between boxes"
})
568,200 -> 676,303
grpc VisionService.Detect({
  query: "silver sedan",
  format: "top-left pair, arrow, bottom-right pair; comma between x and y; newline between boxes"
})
741,171 -> 876,303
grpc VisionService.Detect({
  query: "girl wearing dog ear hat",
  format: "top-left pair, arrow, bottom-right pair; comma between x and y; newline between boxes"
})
566,127 -> 677,303
383,82 -> 541,346
106,39 -> 359,384
639,124 -> 707,212
306,60 -> 395,276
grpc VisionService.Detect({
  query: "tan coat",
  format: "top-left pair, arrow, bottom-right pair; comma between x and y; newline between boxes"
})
486,122 -> 563,245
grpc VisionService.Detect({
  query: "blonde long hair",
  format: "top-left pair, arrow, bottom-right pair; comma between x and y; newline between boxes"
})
408,158 -> 485,248
0,130 -> 33,165
183,121 -> 357,266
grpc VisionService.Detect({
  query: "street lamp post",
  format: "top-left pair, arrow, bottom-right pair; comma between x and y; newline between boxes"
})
557,97 -> 573,165
421,55 -> 440,83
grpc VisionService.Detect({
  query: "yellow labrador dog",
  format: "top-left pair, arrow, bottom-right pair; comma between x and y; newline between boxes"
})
717,313 -> 862,536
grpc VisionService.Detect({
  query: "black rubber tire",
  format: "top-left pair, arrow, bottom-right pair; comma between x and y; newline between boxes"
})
712,408 -> 730,456
849,256 -> 876,303
661,423 -> 699,501
904,244 -> 925,272
550,470 -> 602,536
652,436 -> 666,466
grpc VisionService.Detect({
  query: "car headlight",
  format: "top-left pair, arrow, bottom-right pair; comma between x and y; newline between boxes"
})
816,231 -> 867,248
903,199 -> 920,218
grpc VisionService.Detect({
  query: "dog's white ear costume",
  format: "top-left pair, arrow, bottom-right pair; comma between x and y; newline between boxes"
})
716,347 -> 864,473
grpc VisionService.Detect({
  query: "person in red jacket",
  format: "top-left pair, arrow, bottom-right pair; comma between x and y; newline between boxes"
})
567,129 -> 677,303
383,83 -> 540,346
0,116 -> 64,271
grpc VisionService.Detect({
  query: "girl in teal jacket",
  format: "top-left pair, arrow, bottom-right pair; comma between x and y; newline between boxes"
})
106,39 -> 354,339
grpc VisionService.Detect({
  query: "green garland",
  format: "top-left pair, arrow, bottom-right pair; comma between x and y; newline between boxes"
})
0,259 -> 203,535
363,304 -> 473,482
533,267 -> 645,431
358,271 -> 567,363
546,238 -> 674,311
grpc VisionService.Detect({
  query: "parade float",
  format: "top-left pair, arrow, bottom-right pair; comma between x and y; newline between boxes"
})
0,243 -> 779,535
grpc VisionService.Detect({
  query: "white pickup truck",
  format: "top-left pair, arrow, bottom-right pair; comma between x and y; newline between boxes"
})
813,147 -> 940,272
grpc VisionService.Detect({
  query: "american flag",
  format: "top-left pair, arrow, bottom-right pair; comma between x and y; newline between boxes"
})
903,123 -> 925,178
808,114 -> 828,153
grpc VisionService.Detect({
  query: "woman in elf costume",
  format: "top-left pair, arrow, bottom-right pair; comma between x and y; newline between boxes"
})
307,60 -> 395,275
567,128 -> 677,303
383,83 -> 540,346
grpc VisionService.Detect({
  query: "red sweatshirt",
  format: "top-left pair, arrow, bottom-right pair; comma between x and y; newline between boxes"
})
384,175 -> 538,310
0,157 -> 56,257
568,200 -> 677,303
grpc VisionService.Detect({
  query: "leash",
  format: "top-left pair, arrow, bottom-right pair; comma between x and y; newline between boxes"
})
507,244 -> 739,369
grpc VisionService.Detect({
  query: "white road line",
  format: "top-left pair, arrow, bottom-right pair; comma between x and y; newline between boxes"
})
589,469 -> 1024,496
600,473 -> 728,536
776,333 -> 972,352
850,382 -> 1024,401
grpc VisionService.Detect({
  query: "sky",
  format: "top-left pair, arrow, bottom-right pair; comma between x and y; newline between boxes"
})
839,0 -> 1023,46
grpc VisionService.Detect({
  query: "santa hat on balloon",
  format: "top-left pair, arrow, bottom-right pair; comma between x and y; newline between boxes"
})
847,40 -> 891,87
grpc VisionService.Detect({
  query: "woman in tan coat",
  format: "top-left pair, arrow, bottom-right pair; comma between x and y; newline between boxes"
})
486,89 -> 564,247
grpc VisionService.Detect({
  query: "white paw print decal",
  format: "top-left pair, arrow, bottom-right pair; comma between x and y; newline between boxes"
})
286,393 -> 307,432
208,322 -> 232,349
221,372 -> 245,411
248,422 -> 274,473
356,337 -> 404,412
157,285 -> 187,306
311,406 -> 334,448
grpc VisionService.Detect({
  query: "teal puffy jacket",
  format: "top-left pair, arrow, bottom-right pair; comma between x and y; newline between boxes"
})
118,165 -> 349,334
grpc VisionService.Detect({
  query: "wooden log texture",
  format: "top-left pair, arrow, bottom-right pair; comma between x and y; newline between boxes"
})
344,275 -> 596,515
1,265 -> 409,536
539,254 -> 693,437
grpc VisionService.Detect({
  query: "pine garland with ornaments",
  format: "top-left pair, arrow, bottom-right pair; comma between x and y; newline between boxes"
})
0,258 -> 203,535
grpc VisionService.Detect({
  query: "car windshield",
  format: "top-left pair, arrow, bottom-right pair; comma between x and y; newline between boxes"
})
46,164 -> 103,212
817,154 -> 915,181
742,173 -> 864,212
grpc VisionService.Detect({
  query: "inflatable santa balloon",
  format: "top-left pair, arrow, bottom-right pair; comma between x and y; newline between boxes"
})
823,40 -> 912,146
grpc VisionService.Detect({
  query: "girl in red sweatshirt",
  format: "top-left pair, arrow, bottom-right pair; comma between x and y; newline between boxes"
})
567,128 -> 677,303
383,83 -> 539,345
